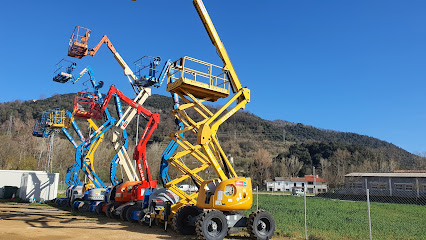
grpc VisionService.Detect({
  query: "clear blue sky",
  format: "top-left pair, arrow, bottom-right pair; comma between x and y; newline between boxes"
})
1,1 -> 425,154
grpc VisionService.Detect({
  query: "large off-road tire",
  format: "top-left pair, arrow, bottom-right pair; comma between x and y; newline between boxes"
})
172,206 -> 203,235
79,202 -> 90,212
106,202 -> 120,219
126,205 -> 140,223
195,210 -> 228,240
95,202 -> 106,215
111,203 -> 121,219
120,205 -> 132,221
73,200 -> 84,211
247,210 -> 275,240
59,199 -> 70,208
105,203 -> 113,218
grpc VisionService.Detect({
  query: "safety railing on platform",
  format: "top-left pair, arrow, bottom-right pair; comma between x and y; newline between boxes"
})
49,109 -> 71,128
68,26 -> 91,58
53,59 -> 76,83
168,56 -> 230,92
133,56 -> 161,87
72,92 -> 101,119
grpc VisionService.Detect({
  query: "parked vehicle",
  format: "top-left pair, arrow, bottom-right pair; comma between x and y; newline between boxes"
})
292,188 -> 305,196
178,184 -> 197,192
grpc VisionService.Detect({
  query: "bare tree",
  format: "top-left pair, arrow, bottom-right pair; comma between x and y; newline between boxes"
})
250,149 -> 272,187
285,155 -> 303,177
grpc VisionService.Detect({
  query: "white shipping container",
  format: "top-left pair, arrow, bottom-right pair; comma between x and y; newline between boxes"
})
19,172 -> 59,202
0,170 -> 58,201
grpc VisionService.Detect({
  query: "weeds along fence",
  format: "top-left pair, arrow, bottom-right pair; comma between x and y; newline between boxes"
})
252,187 -> 426,240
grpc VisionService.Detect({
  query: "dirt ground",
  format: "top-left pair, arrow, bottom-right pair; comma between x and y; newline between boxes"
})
0,202 -> 276,240
0,202 -> 194,240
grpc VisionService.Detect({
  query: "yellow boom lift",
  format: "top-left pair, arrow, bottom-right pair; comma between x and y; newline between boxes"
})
139,1 -> 275,239
48,110 -> 104,193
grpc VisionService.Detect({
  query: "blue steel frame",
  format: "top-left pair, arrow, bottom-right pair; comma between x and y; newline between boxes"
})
70,66 -> 129,186
159,84 -> 184,186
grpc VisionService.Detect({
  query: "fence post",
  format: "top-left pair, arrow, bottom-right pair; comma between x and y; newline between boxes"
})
367,188 -> 372,240
256,186 -> 259,211
304,184 -> 307,240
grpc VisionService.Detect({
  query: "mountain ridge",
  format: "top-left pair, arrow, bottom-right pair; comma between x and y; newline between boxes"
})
0,93 -> 423,187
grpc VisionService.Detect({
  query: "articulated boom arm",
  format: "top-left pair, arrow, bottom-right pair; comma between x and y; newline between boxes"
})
68,26 -> 155,94
110,89 -> 150,182
94,85 -> 159,182
74,119 -> 107,189
88,35 -> 137,81
193,0 -> 242,94
57,66 -> 115,188
71,67 -> 104,92
100,85 -> 153,118
61,110 -> 85,149
159,92 -> 183,187
132,111 -> 159,186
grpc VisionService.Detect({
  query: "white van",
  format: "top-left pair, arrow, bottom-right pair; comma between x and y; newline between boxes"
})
292,188 -> 305,196
178,184 -> 198,192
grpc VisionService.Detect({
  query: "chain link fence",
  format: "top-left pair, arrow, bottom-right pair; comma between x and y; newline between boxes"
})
253,186 -> 425,240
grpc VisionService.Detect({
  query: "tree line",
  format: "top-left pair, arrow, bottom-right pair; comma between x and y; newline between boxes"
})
0,93 -> 424,189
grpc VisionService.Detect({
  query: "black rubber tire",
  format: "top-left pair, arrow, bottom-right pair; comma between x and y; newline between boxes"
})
172,206 -> 203,235
73,200 -> 84,211
140,209 -> 159,226
195,210 -> 228,240
79,202 -> 90,212
120,205 -> 132,221
111,203 -> 121,219
95,202 -> 105,215
60,199 -> 70,208
105,202 -> 117,219
126,205 -> 140,223
247,210 -> 275,240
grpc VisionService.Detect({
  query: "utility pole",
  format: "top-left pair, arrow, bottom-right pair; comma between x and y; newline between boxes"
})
46,131 -> 56,173
313,166 -> 316,195
283,128 -> 285,144
7,115 -> 13,135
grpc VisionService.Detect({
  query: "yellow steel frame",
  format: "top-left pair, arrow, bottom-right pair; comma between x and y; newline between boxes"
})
128,0 -> 253,221
164,86 -> 250,215
82,119 -> 104,192
48,109 -> 105,190
158,0 -> 252,218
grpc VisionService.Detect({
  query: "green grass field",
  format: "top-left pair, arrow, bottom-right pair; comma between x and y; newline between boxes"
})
249,194 -> 426,240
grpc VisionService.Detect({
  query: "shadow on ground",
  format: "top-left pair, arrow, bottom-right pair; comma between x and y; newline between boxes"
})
0,201 -> 253,240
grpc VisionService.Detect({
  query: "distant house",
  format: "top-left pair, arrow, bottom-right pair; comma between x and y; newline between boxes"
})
344,172 -> 426,197
266,175 -> 328,194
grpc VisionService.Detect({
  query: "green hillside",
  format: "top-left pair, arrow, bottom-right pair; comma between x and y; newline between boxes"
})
0,93 -> 424,188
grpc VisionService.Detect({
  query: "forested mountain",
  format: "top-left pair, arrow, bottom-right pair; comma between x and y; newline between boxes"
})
0,93 -> 424,188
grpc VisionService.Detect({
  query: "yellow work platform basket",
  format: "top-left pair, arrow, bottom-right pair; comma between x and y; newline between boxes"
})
167,56 -> 230,102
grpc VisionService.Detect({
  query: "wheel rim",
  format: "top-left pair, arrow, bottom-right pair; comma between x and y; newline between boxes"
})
256,217 -> 271,236
206,217 -> 224,237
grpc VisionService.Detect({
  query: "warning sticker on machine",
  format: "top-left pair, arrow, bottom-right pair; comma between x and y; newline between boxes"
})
235,181 -> 244,186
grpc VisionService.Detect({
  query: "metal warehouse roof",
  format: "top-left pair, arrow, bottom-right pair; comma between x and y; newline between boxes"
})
345,172 -> 426,178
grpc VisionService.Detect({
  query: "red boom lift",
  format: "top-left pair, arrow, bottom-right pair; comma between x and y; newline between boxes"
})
82,85 -> 158,218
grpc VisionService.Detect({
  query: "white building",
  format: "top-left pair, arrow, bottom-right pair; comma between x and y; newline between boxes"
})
266,175 -> 328,194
